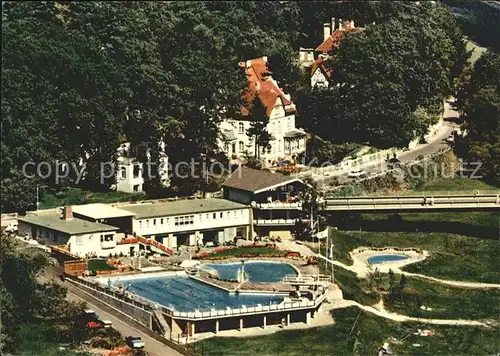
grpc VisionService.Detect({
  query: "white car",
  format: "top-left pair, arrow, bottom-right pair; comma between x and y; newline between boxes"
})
205,241 -> 215,248
348,170 -> 367,179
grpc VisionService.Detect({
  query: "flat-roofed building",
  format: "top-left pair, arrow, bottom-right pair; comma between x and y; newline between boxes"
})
17,206 -> 122,258
120,198 -> 252,248
72,203 -> 136,234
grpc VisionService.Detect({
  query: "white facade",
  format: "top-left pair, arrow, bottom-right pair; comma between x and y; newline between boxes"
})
131,207 -> 251,248
115,142 -> 169,193
17,220 -> 125,258
218,98 -> 306,165
311,67 -> 330,89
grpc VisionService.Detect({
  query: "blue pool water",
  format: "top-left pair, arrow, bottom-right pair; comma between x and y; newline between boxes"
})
200,261 -> 298,283
368,254 -> 409,264
119,275 -> 284,312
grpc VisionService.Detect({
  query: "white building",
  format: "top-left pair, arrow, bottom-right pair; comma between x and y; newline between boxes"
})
218,57 -> 307,166
120,198 -> 251,248
18,199 -> 252,257
115,142 -> 169,193
17,206 -> 127,258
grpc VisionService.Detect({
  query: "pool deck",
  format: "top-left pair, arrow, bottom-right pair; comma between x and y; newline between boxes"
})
191,271 -> 294,295
350,247 -> 429,277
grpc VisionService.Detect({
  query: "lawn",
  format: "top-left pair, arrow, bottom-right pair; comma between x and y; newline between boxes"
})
199,246 -> 287,259
466,39 -> 487,64
326,229 -> 500,284
413,177 -> 499,194
87,259 -> 117,272
39,187 -> 145,210
383,276 -> 500,321
198,307 -> 500,356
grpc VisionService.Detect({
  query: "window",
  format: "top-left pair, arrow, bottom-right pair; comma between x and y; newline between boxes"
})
133,164 -> 141,178
213,213 -> 216,219
238,141 -> 244,152
220,212 -> 223,218
101,234 -> 113,242
146,220 -> 150,227
238,122 -> 244,134
224,142 -> 229,152
231,142 -> 236,153
75,235 -> 83,246
206,214 -> 210,220
133,184 -> 140,192
175,217 -> 179,226
139,220 -> 143,228
189,215 -> 194,224
227,211 -> 230,218
120,167 -> 126,179
234,211 -> 237,217
160,218 -> 164,225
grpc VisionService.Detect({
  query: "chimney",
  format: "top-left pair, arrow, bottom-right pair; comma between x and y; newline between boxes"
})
331,17 -> 336,31
338,18 -> 343,31
62,206 -> 73,220
351,20 -> 355,28
262,56 -> 268,63
323,23 -> 331,41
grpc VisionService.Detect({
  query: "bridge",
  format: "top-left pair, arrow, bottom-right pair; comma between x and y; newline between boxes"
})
321,194 -> 500,213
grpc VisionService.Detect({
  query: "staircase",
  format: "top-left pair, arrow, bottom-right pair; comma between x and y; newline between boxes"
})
137,236 -> 175,256
152,309 -> 170,338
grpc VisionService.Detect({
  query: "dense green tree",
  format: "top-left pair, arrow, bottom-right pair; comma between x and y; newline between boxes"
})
457,52 -> 500,183
0,234 -> 87,353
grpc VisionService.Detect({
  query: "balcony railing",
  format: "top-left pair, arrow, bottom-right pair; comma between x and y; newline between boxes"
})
251,201 -> 303,210
254,219 -> 296,226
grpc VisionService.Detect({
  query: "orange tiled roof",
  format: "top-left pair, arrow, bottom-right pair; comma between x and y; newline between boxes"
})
240,57 -> 295,117
315,27 -> 358,53
311,57 -> 333,78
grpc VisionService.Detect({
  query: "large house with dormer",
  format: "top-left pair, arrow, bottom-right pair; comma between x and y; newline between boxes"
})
218,57 -> 307,166
299,18 -> 360,89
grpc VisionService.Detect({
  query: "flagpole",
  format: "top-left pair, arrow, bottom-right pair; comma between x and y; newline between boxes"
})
36,184 -> 39,215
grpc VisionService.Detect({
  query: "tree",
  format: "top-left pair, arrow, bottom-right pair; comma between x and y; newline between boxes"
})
399,273 -> 407,303
388,269 -> 396,302
246,97 -> 271,159
458,52 -> 500,183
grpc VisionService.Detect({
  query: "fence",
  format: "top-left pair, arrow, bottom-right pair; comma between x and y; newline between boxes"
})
322,147 -> 452,194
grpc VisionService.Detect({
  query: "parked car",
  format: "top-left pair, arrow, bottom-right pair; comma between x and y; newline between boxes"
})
348,170 -> 367,179
125,336 -> 145,349
204,241 -> 215,248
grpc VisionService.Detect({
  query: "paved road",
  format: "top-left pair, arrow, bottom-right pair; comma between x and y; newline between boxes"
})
65,285 -> 185,356
316,102 -> 458,188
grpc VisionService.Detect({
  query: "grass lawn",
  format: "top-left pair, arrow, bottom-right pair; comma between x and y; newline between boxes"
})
326,229 -> 500,284
414,177 -> 499,194
201,246 -> 287,259
198,307 -> 500,356
383,276 -> 500,321
39,187 -> 145,210
466,39 -> 488,64
87,259 -> 117,272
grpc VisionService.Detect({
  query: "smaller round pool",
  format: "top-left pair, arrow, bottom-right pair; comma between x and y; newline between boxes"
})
367,254 -> 409,264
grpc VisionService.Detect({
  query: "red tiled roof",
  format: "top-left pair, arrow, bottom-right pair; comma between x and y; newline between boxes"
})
311,57 -> 333,78
315,27 -> 358,53
239,58 -> 295,118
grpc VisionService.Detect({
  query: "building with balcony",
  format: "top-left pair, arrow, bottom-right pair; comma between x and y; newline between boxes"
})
222,166 -> 310,238
218,57 -> 307,166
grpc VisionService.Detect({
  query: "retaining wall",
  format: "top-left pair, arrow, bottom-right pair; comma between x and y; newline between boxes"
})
67,277 -> 153,328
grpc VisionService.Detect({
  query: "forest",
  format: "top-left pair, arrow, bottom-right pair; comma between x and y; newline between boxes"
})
2,1 -> 497,213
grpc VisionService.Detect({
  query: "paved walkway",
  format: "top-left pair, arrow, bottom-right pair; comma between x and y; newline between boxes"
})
328,299 -> 492,327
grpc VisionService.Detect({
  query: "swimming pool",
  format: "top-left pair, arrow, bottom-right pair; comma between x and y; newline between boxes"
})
117,275 -> 284,312
200,261 -> 298,283
367,254 -> 409,264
